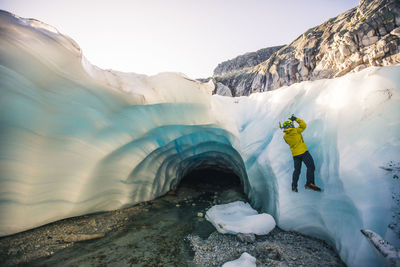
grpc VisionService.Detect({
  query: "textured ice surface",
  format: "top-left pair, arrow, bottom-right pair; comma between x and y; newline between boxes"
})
222,252 -> 256,267
0,10 -> 400,267
361,229 -> 400,266
0,10 -> 246,236
205,201 -> 275,235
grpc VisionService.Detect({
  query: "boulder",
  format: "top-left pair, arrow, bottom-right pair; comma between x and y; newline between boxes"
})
237,233 -> 256,243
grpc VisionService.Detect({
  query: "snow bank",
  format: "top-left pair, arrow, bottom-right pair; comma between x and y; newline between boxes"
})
0,10 -> 399,267
205,201 -> 276,235
222,252 -> 256,267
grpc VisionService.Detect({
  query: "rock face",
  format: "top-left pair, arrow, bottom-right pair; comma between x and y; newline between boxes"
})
213,0 -> 400,96
213,46 -> 284,76
215,82 -> 233,97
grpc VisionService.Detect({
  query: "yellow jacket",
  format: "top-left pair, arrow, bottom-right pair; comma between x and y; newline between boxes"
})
283,118 -> 308,156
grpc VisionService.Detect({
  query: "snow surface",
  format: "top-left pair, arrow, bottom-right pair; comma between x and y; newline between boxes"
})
0,10 -> 400,267
205,201 -> 276,235
222,252 -> 256,267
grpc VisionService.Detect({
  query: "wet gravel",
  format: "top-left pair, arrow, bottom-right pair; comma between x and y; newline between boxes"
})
187,229 -> 345,267
0,171 -> 346,266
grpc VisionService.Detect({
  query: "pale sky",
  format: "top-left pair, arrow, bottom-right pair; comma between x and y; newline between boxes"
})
0,0 -> 359,78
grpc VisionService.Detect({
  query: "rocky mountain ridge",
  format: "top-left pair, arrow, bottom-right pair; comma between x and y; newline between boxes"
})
212,0 -> 400,96
213,46 -> 284,77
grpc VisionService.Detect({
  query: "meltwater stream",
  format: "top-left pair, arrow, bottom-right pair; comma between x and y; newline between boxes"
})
1,170 -> 246,266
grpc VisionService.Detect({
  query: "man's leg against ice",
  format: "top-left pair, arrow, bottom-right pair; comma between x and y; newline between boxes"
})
292,155 -> 302,188
303,151 -> 315,185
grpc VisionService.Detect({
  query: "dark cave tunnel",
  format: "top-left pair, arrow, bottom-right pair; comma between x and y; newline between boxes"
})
179,168 -> 240,188
173,167 -> 248,239
177,168 -> 247,203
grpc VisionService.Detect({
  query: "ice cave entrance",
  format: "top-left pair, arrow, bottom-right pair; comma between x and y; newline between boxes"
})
164,147 -> 253,213
176,164 -> 250,213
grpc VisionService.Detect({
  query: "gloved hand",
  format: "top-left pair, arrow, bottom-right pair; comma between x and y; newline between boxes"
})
289,114 -> 297,121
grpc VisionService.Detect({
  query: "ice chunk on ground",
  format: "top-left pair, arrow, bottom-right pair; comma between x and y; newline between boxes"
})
222,252 -> 256,267
361,229 -> 400,267
205,201 -> 276,235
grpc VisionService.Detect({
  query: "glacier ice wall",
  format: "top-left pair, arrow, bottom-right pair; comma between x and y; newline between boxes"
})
1,10 -> 400,267
0,10 -> 247,236
213,66 -> 400,267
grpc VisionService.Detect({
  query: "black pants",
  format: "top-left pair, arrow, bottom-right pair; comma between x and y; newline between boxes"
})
292,151 -> 315,188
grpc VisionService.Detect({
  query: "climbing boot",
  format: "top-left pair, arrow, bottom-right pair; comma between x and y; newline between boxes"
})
305,183 -> 321,192
292,184 -> 298,193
